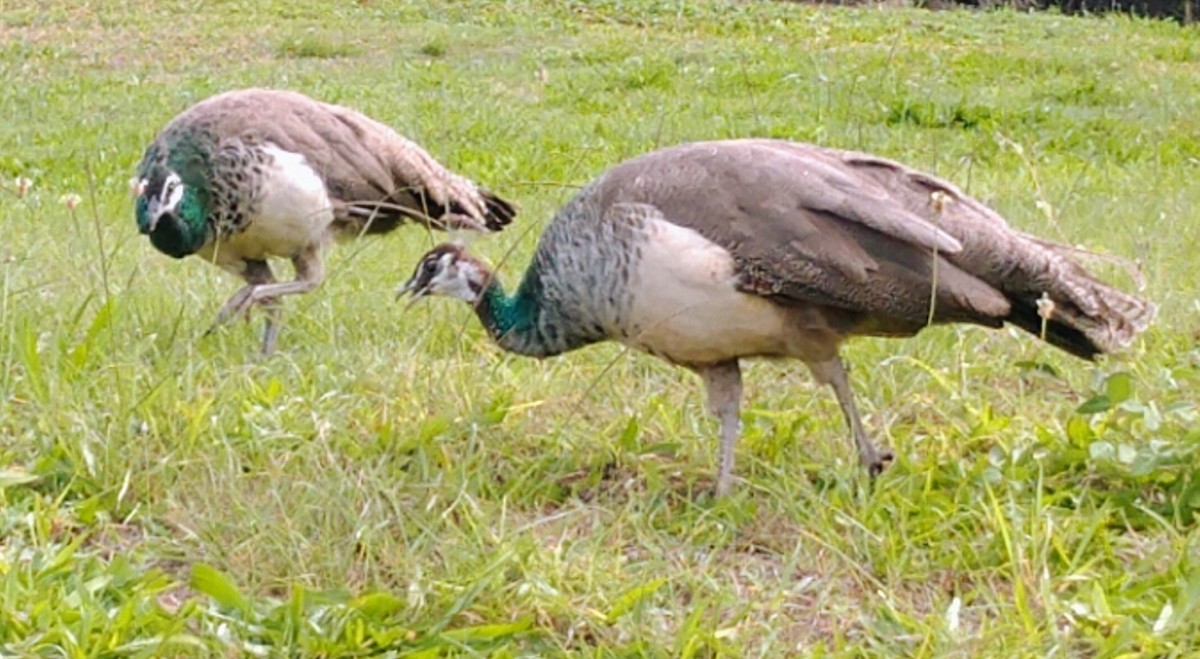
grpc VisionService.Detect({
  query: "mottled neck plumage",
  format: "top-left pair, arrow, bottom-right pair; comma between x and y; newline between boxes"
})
472,261 -> 604,358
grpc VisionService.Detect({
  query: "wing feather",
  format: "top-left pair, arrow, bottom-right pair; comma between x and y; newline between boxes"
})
587,139 -> 1009,328
160,89 -> 514,232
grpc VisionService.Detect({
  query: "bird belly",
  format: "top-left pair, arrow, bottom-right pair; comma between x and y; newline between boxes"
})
619,217 -> 797,365
201,145 -> 335,263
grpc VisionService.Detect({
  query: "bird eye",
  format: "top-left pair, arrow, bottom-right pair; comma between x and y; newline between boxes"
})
422,259 -> 437,274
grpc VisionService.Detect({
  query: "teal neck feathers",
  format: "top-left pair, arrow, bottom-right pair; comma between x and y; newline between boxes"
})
472,261 -> 606,358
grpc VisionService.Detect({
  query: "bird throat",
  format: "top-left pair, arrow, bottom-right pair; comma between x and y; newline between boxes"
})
149,187 -> 209,258
471,266 -> 607,359
476,280 -> 540,350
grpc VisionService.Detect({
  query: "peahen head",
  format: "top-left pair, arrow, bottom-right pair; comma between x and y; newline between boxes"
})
134,162 -> 210,259
397,244 -> 492,305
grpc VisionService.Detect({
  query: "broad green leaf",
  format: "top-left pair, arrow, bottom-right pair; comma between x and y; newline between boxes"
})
1105,371 -> 1134,405
189,564 -> 249,613
640,442 -> 680,456
1116,443 -> 1137,465
1015,360 -> 1060,378
440,618 -> 533,642
480,394 -> 512,425
0,470 -> 38,489
1143,401 -> 1162,431
351,592 -> 405,619
618,416 -> 641,451
1181,474 -> 1200,510
1163,401 -> 1197,416
606,578 -> 667,623
1077,395 -> 1112,415
1066,416 -> 1093,444
1089,441 -> 1115,462
111,634 -> 208,653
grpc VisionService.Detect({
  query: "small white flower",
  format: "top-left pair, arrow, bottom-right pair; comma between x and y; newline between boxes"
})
945,596 -> 961,635
15,176 -> 32,198
129,177 -> 147,198
1154,601 -> 1173,633
1036,292 -> 1056,320
930,190 -> 951,213
61,193 -> 82,210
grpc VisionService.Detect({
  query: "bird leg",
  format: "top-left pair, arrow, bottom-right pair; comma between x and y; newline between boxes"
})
210,248 -> 325,355
698,361 -> 743,497
241,260 -> 282,355
256,287 -> 283,358
209,259 -> 277,345
808,355 -> 893,476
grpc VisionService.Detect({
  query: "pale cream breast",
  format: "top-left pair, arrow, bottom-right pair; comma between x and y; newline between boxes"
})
620,216 -> 798,365
199,145 -> 335,266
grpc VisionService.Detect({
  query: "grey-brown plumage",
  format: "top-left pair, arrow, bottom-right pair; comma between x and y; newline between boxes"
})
399,139 -> 1155,496
134,88 -> 515,354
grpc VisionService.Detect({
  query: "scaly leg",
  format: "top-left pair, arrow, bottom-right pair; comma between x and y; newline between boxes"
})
698,361 -> 743,497
211,247 -> 326,354
239,260 -> 283,356
808,355 -> 893,476
207,259 -> 276,343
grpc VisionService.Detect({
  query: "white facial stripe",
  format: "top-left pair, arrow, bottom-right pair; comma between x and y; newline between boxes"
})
428,253 -> 482,302
161,172 -> 184,211
430,263 -> 457,288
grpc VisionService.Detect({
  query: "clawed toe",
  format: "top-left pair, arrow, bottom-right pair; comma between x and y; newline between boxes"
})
865,449 -> 894,478
214,288 -> 257,326
206,287 -> 278,338
213,287 -> 280,327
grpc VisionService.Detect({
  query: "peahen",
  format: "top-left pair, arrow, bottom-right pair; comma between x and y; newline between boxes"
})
398,139 -> 1155,496
134,88 -> 515,355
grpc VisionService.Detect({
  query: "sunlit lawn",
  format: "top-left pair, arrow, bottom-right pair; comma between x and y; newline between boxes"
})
1,1 -> 1198,655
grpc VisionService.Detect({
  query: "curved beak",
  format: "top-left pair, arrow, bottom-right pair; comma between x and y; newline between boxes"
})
141,200 -> 164,234
395,277 -> 429,311
147,211 -> 163,234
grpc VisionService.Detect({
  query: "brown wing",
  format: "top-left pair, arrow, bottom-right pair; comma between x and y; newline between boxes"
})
588,139 -> 1011,331
168,89 -> 515,233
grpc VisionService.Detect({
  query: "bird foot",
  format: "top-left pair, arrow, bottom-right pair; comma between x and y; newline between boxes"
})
863,449 -> 895,478
713,476 -> 732,499
213,286 -> 257,327
206,286 -> 276,335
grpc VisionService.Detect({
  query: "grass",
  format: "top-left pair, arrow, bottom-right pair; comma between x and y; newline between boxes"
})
1,0 -> 1199,654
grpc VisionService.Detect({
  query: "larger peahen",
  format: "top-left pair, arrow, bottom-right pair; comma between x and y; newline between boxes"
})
399,139 -> 1155,496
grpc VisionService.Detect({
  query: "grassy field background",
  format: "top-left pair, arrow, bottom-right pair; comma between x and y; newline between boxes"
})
2,0 -> 1199,655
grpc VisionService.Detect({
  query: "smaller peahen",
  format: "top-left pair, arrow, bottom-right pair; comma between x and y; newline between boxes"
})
134,88 -> 515,355
398,139 -> 1155,497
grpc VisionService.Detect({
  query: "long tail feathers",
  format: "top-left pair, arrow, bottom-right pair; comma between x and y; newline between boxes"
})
481,190 -> 517,231
1000,236 -> 1156,359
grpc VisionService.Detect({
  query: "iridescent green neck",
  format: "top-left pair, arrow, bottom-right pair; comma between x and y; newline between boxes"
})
472,265 -> 603,358
151,186 -> 210,257
136,131 -> 215,257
